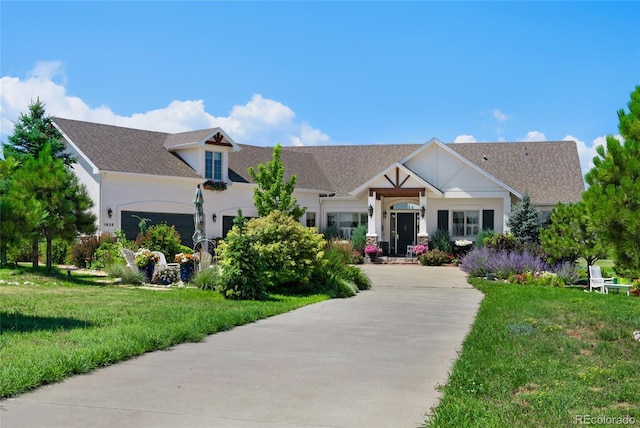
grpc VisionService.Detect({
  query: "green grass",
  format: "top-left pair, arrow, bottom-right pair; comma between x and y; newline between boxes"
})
0,267 -> 328,398
426,278 -> 640,427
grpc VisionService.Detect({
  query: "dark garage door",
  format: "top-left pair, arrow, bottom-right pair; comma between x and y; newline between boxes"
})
121,211 -> 194,247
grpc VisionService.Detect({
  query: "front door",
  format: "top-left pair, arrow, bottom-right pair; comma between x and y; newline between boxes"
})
396,212 -> 416,255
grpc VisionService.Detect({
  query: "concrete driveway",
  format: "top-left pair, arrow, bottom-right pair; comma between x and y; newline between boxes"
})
0,265 -> 483,428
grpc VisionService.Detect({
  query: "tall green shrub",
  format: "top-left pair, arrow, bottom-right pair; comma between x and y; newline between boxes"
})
217,212 -> 268,300
245,210 -> 326,290
350,225 -> 367,253
135,223 -> 182,260
430,228 -> 452,253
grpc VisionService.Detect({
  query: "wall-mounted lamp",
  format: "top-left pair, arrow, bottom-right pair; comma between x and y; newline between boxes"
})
212,213 -> 217,222
368,204 -> 374,218
421,205 -> 426,218
383,210 -> 387,219
107,208 -> 113,219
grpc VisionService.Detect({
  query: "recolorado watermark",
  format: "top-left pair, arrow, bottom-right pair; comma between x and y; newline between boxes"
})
574,414 -> 636,425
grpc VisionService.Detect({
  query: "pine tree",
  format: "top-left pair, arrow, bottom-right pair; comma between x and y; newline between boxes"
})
583,85 -> 640,277
507,192 -> 540,244
3,98 -> 75,165
248,144 -> 306,220
540,201 -> 607,265
8,144 -> 96,272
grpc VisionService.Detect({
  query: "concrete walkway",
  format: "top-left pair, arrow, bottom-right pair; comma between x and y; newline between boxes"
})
0,265 -> 483,428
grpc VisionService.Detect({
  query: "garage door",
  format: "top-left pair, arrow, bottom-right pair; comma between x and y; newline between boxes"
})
121,211 -> 194,247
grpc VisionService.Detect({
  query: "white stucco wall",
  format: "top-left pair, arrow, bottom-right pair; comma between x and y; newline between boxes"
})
404,144 -> 502,193
71,162 -> 101,224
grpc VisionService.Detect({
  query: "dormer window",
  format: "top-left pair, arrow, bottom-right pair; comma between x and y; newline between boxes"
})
205,151 -> 222,181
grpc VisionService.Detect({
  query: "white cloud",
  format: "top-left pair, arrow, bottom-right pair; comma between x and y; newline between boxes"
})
518,131 -> 547,142
454,134 -> 477,143
1,62 -> 333,147
492,109 -> 509,122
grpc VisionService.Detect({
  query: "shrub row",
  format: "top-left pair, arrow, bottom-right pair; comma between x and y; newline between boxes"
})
460,247 -> 579,286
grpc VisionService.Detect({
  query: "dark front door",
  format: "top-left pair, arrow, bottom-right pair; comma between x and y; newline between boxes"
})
396,213 -> 416,255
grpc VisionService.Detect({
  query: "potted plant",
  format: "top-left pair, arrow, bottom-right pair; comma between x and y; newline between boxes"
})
175,252 -> 196,282
413,244 -> 428,257
135,249 -> 159,281
155,267 -> 179,286
364,244 -> 382,262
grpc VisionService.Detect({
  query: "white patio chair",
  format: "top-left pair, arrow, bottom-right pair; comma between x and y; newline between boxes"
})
152,251 -> 179,277
588,265 -> 613,293
121,248 -> 137,273
196,252 -> 213,273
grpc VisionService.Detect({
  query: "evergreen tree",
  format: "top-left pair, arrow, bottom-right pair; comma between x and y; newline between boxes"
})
583,85 -> 640,277
248,143 -> 306,220
8,144 -> 96,272
3,98 -> 75,165
0,157 -> 44,266
507,192 -> 540,244
540,201 -> 607,266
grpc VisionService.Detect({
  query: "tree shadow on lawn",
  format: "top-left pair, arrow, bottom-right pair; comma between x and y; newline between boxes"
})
0,312 -> 93,333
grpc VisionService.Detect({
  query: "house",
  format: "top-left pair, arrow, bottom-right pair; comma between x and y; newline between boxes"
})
53,117 -> 585,255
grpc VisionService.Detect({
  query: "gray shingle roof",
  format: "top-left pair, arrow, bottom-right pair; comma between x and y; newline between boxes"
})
284,144 -> 419,196
228,144 -> 334,191
54,118 -> 202,178
53,118 -> 584,203
449,141 -> 585,204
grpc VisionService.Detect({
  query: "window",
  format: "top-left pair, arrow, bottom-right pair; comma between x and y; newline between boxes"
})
326,212 -> 368,238
205,151 -> 222,181
306,212 -> 316,228
453,210 -> 479,237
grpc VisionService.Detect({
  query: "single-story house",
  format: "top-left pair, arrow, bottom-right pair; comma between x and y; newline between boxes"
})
53,117 -> 585,255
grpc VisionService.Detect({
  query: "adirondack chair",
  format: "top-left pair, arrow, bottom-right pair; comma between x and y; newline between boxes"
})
196,251 -> 213,273
588,265 -> 613,293
121,248 -> 137,273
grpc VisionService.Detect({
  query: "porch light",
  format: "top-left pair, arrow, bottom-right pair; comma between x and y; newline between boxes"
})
421,205 -> 426,218
212,213 -> 217,222
368,204 -> 374,217
107,208 -> 113,219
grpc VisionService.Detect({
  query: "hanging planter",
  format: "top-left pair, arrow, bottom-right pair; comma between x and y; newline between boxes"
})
202,180 -> 227,192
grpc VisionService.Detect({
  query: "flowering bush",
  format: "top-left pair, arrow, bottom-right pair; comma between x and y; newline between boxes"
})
364,244 -> 382,256
174,252 -> 195,265
461,247 -> 579,286
419,249 -> 449,266
134,249 -> 160,268
413,244 -> 428,256
154,267 -> 179,285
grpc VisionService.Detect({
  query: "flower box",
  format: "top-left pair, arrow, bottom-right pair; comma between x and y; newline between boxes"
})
202,180 -> 227,192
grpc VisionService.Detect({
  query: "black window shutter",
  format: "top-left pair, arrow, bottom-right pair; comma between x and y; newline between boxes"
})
437,210 -> 449,231
482,210 -> 495,231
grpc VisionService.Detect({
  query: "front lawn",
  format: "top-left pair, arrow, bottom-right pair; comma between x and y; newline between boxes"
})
0,267 -> 328,398
427,278 -> 640,427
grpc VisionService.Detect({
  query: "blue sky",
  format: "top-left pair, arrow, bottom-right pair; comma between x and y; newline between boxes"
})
1,1 -> 639,177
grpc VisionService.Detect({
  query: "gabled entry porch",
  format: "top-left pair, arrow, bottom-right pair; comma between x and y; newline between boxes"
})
365,187 -> 430,255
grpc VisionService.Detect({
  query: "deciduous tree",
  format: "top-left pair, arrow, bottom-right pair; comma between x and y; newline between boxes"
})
248,144 -> 305,220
